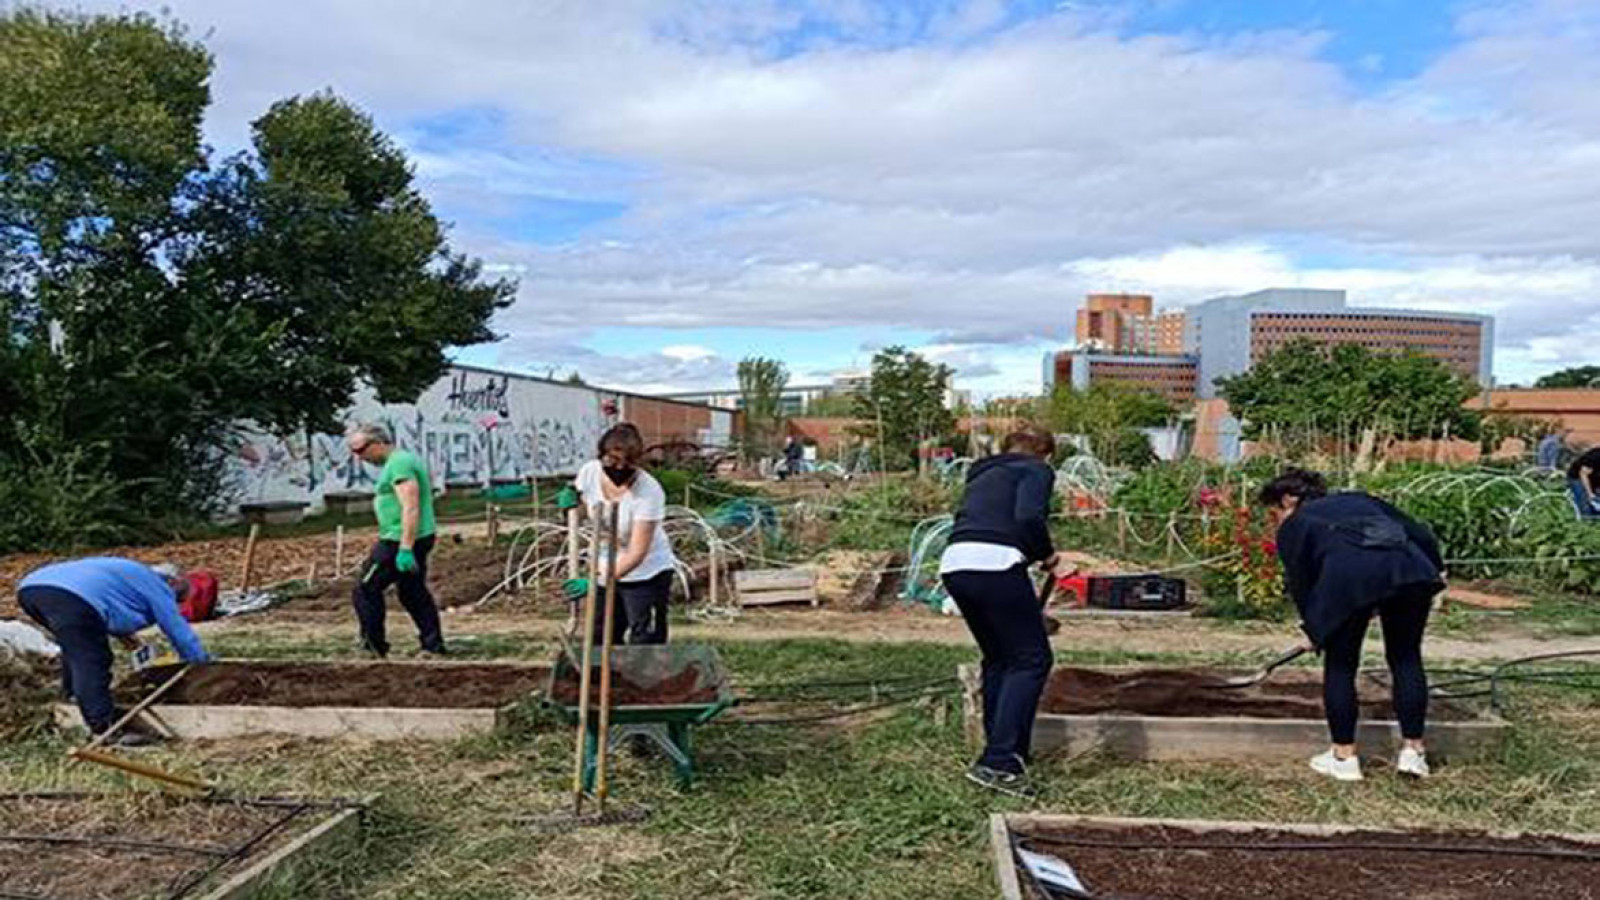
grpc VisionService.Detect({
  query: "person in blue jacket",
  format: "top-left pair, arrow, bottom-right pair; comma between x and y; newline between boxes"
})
940,426 -> 1073,799
1260,470 -> 1445,782
17,557 -> 210,744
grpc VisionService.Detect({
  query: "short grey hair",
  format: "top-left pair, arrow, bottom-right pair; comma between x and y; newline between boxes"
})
150,563 -> 180,579
347,423 -> 393,445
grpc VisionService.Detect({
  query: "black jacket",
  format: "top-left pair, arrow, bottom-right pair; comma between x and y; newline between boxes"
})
1275,492 -> 1445,647
948,453 -> 1056,564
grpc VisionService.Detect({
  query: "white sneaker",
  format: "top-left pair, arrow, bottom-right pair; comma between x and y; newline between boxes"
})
1397,747 -> 1430,779
1309,750 -> 1363,782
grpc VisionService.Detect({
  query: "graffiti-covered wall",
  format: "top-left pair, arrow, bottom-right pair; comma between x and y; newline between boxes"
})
230,365 -> 729,508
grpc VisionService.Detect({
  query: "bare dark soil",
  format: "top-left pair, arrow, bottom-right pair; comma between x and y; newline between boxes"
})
548,663 -> 717,707
0,794 -> 312,900
123,661 -> 549,709
1040,667 -> 1470,721
1018,823 -> 1600,899
282,540 -> 514,613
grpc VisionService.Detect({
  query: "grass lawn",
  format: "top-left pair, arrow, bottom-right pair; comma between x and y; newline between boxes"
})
6,636 -> 1600,899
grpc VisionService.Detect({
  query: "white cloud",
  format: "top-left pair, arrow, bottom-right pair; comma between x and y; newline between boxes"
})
44,0 -> 1600,390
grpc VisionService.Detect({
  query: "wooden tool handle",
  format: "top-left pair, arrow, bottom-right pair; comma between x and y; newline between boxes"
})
70,747 -> 211,796
80,664 -> 191,753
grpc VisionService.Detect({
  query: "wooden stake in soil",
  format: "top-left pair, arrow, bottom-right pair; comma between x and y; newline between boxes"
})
570,510 -> 603,817
566,508 -> 581,580
595,502 -> 622,813
239,524 -> 262,593
486,503 -> 500,543
334,525 -> 346,576
1117,510 -> 1128,554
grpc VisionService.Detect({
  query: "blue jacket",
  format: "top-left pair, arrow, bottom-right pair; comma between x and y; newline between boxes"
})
18,557 -> 209,662
1274,494 -> 1444,647
948,453 -> 1056,563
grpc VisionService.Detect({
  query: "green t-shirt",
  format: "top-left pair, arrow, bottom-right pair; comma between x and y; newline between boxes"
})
373,449 -> 436,541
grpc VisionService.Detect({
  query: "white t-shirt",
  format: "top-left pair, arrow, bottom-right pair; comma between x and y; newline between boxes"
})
574,461 -> 678,583
939,542 -> 1025,575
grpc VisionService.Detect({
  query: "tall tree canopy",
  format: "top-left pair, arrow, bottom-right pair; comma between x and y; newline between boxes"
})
0,9 -> 514,549
1216,340 -> 1481,454
737,356 -> 789,457
854,346 -> 955,469
1535,366 -> 1600,389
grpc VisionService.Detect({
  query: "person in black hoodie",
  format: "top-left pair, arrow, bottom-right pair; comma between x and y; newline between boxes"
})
941,427 -> 1073,798
1260,469 -> 1446,782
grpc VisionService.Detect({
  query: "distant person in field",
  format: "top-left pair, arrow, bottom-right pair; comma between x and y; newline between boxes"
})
780,435 -> 804,481
1536,428 -> 1569,471
17,557 -> 210,744
572,423 -> 679,645
940,426 -> 1075,799
1568,444 -> 1600,520
1260,469 -> 1446,782
347,423 -> 445,657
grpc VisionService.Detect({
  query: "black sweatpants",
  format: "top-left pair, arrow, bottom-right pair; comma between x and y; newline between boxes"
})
1320,586 -> 1434,744
943,565 -> 1053,774
18,586 -> 117,733
353,535 -> 444,657
590,570 -> 673,646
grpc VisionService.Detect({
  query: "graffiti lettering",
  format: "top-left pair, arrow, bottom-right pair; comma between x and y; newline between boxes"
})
446,373 -> 511,417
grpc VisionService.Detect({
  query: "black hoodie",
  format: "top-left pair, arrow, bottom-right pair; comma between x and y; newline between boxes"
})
1275,492 -> 1445,647
947,453 -> 1056,564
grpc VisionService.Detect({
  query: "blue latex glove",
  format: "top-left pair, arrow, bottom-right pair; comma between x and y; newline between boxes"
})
396,548 -> 419,573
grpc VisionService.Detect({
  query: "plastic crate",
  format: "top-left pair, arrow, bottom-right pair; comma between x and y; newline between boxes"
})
1088,574 -> 1187,611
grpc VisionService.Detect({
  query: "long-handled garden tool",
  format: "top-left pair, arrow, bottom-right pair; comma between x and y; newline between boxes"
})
1209,644 -> 1311,690
570,508 -> 605,818
593,502 -> 622,817
68,664 -> 213,796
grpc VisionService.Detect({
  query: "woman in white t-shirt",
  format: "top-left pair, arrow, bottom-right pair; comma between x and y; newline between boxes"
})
572,423 -> 679,644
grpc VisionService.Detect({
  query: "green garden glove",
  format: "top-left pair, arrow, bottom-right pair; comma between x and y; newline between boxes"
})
562,578 -> 589,601
555,485 -> 580,510
395,548 -> 419,573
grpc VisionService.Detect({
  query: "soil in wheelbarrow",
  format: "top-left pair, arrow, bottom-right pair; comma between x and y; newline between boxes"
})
549,663 -> 718,707
1016,823 -> 1600,900
1039,667 -> 1471,720
120,661 -> 550,709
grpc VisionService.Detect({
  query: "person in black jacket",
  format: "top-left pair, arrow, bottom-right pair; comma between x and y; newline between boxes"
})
1260,469 -> 1446,782
941,427 -> 1074,798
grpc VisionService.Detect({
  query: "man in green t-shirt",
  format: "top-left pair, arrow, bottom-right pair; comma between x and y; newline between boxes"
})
346,423 -> 445,657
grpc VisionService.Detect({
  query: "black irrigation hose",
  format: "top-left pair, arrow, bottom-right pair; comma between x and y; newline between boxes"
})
0,833 -> 232,857
728,684 -> 962,726
0,891 -> 47,900
737,676 -> 958,704
164,803 -> 313,900
1011,832 -> 1600,863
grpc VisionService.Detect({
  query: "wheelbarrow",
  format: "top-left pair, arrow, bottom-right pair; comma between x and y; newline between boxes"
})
545,642 -> 735,789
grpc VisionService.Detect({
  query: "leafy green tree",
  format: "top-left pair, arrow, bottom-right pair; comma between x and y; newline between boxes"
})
1216,340 -> 1481,455
0,9 -> 513,550
1040,383 -> 1172,466
1535,366 -> 1600,389
805,392 -> 859,418
737,357 -> 789,458
854,347 -> 955,469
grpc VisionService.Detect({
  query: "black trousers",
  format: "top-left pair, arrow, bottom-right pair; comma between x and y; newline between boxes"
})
943,566 -> 1053,774
1321,586 -> 1434,744
353,535 -> 444,657
18,586 -> 117,733
590,570 -> 673,646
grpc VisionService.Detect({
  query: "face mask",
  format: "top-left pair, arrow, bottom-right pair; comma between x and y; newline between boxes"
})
603,465 -> 637,487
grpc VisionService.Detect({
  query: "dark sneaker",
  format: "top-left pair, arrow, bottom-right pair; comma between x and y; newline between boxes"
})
103,730 -> 161,749
966,763 -> 1037,799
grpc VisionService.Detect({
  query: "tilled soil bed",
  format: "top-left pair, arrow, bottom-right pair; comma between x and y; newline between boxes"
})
0,793 -> 340,900
1016,823 -> 1600,899
270,540 -> 520,614
122,660 -> 549,709
1040,666 -> 1471,721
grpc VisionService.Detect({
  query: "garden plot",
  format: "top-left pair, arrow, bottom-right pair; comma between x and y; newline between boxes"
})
0,792 -> 363,900
55,660 -> 549,741
992,814 -> 1600,900
961,665 -> 1507,762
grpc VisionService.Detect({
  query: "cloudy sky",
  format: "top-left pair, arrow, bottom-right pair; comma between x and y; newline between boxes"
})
41,0 -> 1600,395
